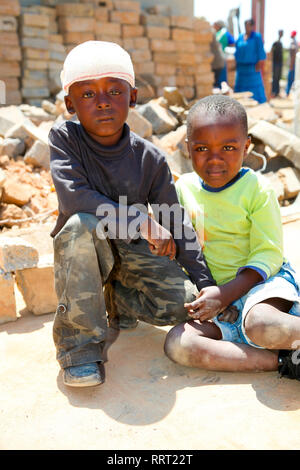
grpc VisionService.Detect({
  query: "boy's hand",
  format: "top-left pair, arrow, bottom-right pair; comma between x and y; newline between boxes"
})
139,217 -> 176,260
184,286 -> 229,322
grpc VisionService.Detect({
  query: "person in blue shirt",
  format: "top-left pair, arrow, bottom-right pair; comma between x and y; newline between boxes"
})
234,18 -> 267,103
213,21 -> 235,85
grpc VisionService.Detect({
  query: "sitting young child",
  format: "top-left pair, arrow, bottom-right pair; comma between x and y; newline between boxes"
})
164,95 -> 300,380
49,41 -> 216,387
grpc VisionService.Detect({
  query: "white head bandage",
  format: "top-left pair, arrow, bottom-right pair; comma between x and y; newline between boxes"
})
61,41 -> 135,94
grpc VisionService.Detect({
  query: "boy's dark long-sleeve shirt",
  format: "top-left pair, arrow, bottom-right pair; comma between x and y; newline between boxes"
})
49,120 -> 216,290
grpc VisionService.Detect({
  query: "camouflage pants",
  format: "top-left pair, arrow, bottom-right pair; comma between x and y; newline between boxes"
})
53,212 -> 197,368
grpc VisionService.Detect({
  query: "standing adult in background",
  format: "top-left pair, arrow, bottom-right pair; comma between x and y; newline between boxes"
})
213,20 -> 235,84
271,30 -> 284,97
210,28 -> 226,89
234,18 -> 267,103
286,31 -> 298,96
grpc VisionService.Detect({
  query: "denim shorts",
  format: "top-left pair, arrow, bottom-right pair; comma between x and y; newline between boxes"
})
212,262 -> 300,348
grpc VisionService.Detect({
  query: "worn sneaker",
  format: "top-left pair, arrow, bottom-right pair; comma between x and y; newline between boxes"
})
63,362 -> 105,387
278,349 -> 300,381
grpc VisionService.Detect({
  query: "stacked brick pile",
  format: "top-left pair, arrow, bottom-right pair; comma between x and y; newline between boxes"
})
193,18 -> 214,99
20,4 -> 66,105
0,0 -> 22,106
56,2 -> 96,53
20,6 -> 50,105
0,0 -> 218,105
52,1 -> 215,102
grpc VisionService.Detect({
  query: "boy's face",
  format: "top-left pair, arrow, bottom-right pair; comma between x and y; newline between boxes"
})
188,113 -> 250,188
65,77 -> 137,146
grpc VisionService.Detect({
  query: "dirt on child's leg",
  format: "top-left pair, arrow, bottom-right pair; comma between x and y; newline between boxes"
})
164,320 -> 278,372
244,297 -> 300,350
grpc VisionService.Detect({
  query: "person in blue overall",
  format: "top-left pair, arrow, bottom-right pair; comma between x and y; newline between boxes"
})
234,18 -> 267,103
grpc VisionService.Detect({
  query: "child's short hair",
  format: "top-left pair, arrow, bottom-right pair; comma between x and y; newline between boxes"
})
187,95 -> 248,139
61,40 -> 135,95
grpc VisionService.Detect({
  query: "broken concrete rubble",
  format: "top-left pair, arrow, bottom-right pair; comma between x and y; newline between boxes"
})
15,255 -> 57,316
0,236 -> 38,272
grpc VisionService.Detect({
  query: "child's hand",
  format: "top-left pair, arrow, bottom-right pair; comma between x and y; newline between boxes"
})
139,217 -> 176,260
184,286 -> 228,322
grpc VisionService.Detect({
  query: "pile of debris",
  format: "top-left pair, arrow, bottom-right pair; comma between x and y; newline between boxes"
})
0,85 -> 300,324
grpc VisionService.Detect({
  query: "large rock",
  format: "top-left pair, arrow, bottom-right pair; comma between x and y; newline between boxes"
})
138,98 -> 178,134
0,236 -> 39,271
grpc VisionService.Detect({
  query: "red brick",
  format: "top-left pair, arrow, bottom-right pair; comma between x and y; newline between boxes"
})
0,0 -> 20,17
95,21 -> 121,36
171,28 -> 194,42
110,10 -> 140,24
113,1 -> 141,12
56,3 -> 95,17
122,24 -> 144,38
150,39 -> 175,52
145,25 -> 170,39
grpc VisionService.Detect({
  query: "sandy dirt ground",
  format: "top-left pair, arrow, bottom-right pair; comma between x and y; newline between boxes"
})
0,219 -> 300,451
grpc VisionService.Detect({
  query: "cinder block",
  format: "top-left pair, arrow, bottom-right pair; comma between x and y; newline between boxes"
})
21,37 -> 49,50
0,32 -> 19,45
170,15 -> 194,30
58,17 -> 95,33
141,14 -> 170,27
113,1 -> 141,12
22,59 -> 48,71
23,48 -> 50,60
95,7 -> 109,22
22,13 -> 50,29
131,49 -> 151,63
0,16 -> 17,32
0,46 -> 21,62
56,3 -> 95,17
15,257 -> 57,316
0,0 -> 20,17
150,39 -> 175,52
20,25 -> 49,38
0,269 -> 17,324
0,237 -> 39,272
145,26 -> 170,39
171,28 -> 194,42
63,31 -> 95,43
155,63 -> 176,75
110,10 -> 140,25
122,24 -> 144,38
95,21 -> 121,36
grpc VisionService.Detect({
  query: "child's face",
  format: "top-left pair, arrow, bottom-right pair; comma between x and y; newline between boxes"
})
188,113 -> 250,188
65,77 -> 137,146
